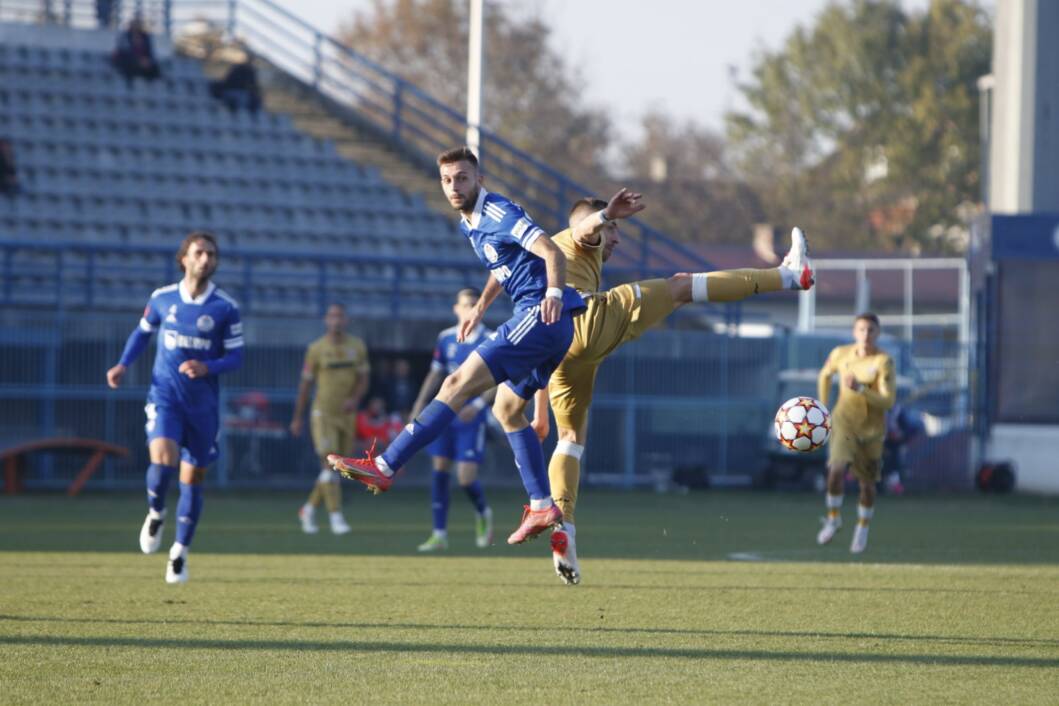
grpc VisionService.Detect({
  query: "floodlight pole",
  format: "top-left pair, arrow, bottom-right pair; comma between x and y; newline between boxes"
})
466,0 -> 484,161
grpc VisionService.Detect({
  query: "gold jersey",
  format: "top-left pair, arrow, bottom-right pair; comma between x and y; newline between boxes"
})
552,228 -> 603,293
817,344 -> 895,438
302,333 -> 369,416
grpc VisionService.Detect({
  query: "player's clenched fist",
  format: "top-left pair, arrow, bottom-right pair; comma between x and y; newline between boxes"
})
106,364 -> 126,389
179,360 -> 209,379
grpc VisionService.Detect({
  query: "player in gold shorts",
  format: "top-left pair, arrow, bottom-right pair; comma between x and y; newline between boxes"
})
533,192 -> 816,584
815,312 -> 895,554
290,303 -> 370,535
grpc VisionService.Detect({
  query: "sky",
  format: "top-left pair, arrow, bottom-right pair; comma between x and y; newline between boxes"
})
284,0 -> 938,139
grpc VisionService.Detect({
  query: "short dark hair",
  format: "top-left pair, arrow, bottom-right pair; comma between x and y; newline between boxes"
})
456,286 -> 481,303
176,231 -> 218,273
568,197 -> 607,227
437,146 -> 479,170
326,302 -> 347,314
856,312 -> 880,327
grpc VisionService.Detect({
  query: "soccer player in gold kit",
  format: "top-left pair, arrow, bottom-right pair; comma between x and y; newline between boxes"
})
815,312 -> 895,554
533,193 -> 815,584
290,303 -> 370,535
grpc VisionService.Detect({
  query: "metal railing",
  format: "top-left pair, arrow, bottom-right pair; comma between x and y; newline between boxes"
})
0,0 -> 715,278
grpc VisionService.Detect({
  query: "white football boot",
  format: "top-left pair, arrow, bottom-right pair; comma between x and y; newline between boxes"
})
781,227 -> 815,290
139,510 -> 165,554
417,533 -> 448,552
165,551 -> 188,585
551,525 -> 581,586
816,516 -> 842,545
329,512 -> 351,535
298,505 -> 318,534
850,523 -> 870,554
475,507 -> 494,548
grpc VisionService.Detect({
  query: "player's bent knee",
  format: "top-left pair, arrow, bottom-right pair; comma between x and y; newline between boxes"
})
668,273 -> 693,304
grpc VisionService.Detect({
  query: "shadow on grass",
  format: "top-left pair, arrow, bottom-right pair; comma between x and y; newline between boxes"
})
1,633 -> 1056,668
3,614 -> 1058,650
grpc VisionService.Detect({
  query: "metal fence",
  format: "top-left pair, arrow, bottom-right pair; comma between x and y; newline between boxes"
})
1,309 -> 972,493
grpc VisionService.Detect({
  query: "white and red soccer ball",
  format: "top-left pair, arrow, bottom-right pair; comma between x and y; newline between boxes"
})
774,396 -> 831,452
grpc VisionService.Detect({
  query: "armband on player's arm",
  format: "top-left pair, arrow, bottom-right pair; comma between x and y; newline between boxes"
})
205,347 -> 244,376
118,327 -> 152,367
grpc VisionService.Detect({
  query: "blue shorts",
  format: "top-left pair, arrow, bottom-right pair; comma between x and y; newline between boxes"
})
427,412 -> 488,464
475,304 -> 579,400
145,400 -> 220,468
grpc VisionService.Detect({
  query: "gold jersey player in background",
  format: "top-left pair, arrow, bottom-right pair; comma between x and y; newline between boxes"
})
290,303 -> 370,535
816,312 -> 895,554
534,192 -> 815,584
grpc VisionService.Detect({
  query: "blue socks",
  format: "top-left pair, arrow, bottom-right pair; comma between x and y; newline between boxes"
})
175,482 -> 204,547
462,479 -> 488,514
146,463 -> 176,513
382,400 -> 456,471
506,426 -> 550,500
431,470 -> 452,532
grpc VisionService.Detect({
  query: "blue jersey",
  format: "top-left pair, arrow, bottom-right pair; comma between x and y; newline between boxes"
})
460,189 -> 585,313
138,281 -> 243,410
431,323 -> 493,374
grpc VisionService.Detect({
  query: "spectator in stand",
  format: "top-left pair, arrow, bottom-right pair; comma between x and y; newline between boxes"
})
356,396 -> 403,452
111,17 -> 161,87
0,138 -> 19,196
209,54 -> 262,115
96,0 -> 119,29
387,358 -> 416,420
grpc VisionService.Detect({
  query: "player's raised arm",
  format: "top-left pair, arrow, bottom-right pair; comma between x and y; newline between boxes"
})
527,235 -> 567,325
458,274 -> 501,342
570,188 -> 644,247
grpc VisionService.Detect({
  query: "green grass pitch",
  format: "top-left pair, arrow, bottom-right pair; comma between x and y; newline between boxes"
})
1,489 -> 1057,703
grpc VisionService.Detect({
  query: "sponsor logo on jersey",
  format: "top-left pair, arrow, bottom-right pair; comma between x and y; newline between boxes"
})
196,315 -> 215,332
163,330 -> 213,351
483,243 -> 499,263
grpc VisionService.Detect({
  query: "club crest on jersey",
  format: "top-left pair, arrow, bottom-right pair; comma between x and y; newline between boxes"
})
165,305 -> 178,323
483,243 -> 499,263
196,315 -> 215,332
447,344 -> 457,359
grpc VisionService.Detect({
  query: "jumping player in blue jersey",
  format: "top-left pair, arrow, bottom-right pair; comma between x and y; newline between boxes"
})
106,231 -> 244,584
330,146 -> 643,545
411,287 -> 496,552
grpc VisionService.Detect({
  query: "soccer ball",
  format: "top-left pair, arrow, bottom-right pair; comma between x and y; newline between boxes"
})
774,397 -> 831,453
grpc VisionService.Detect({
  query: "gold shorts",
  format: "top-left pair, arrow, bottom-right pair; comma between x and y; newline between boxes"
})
549,279 -> 676,431
828,426 -> 884,483
310,411 -> 355,458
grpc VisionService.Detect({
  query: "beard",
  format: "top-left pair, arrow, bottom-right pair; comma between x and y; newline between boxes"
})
453,185 -> 479,214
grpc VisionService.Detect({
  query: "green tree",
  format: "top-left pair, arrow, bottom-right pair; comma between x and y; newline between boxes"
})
338,0 -> 611,190
620,111 -> 765,244
726,0 -> 991,253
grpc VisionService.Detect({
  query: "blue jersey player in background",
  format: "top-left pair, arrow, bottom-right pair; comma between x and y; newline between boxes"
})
331,146 -> 642,546
106,231 -> 244,584
411,287 -> 496,553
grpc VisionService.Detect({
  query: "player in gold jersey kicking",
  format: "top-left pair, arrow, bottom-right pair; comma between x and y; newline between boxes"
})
533,193 -> 815,584
815,312 -> 895,554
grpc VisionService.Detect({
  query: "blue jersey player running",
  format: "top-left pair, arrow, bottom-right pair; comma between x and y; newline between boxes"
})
411,287 -> 496,552
106,232 -> 244,584
330,146 -> 643,544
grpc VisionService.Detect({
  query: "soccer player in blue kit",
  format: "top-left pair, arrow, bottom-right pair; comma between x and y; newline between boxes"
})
330,146 -> 643,544
410,287 -> 495,552
106,232 -> 244,584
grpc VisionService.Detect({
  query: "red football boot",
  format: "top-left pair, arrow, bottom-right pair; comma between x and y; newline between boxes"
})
328,442 -> 393,494
506,504 -> 562,544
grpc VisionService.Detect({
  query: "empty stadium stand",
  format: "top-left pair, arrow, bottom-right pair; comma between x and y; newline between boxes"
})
0,24 -> 484,321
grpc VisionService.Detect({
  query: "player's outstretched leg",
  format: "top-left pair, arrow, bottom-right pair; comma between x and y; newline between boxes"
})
166,480 -> 203,584
140,462 -> 176,554
551,523 -> 581,586
683,227 -> 815,305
